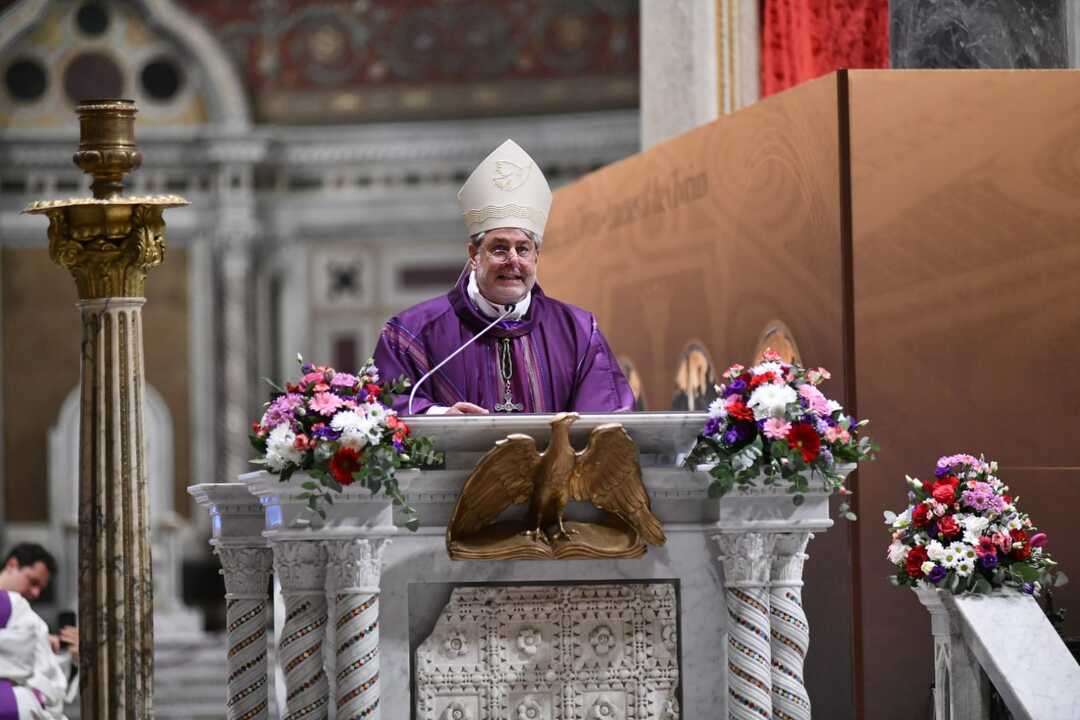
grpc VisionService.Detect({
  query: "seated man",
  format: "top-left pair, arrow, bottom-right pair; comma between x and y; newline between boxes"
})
374,139 -> 634,415
0,544 -> 71,719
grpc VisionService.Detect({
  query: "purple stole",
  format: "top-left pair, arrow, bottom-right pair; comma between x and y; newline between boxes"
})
0,591 -> 18,720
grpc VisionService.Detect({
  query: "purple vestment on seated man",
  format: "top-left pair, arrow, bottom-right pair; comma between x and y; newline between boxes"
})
373,275 -> 634,415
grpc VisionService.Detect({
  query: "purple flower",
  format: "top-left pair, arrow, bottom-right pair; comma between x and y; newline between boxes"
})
301,362 -> 315,374
722,428 -> 740,445
1022,582 -> 1035,594
703,417 -> 722,437
979,554 -> 998,570
723,379 -> 747,397
934,465 -> 949,479
392,437 -> 406,453
818,448 -> 834,467
928,565 -> 947,584
312,425 -> 341,441
815,418 -> 830,435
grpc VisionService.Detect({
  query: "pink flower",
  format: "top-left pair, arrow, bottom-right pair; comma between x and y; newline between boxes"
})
976,537 -> 997,558
303,371 -> 326,386
824,426 -> 841,443
760,348 -> 782,362
331,372 -> 358,388
798,384 -> 830,415
762,418 -> 792,440
1030,532 -> 1048,548
309,391 -> 343,416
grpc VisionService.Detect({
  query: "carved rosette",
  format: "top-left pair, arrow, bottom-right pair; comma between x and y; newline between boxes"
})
768,533 -> 813,720
326,539 -> 387,719
273,541 -> 330,720
715,533 -> 775,720
216,545 -> 274,720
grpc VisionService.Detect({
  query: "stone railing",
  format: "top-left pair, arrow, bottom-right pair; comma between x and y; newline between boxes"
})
914,585 -> 1080,720
190,412 -> 849,720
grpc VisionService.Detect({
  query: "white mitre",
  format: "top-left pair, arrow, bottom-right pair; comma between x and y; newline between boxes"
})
457,139 -> 552,239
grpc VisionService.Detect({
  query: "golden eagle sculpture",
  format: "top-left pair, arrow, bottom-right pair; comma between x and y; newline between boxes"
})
447,412 -> 666,560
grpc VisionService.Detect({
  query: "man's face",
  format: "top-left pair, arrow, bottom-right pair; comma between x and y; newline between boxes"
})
1,558 -> 51,601
468,227 -> 539,306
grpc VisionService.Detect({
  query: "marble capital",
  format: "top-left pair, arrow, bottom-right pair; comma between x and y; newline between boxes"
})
215,544 -> 273,599
272,540 -> 328,594
770,532 -> 813,587
325,537 -> 388,594
713,532 -> 776,587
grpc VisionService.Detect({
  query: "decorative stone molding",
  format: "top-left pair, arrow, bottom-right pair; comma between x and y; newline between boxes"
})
714,532 -> 775,587
415,584 -> 680,719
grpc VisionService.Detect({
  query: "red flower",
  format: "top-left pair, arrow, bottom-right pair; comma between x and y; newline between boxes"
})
329,447 -> 363,486
1009,529 -> 1031,560
749,372 -> 776,388
921,479 -> 934,495
936,515 -> 960,538
906,546 -> 929,578
912,503 -> 931,527
931,483 -> 956,506
786,423 -> 821,463
286,382 -> 300,393
727,401 -> 755,421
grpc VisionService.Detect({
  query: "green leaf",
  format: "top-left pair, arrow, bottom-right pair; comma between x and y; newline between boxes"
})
1055,571 -> 1070,588
973,577 -> 993,594
1013,563 -> 1041,582
792,494 -> 804,506
302,481 -> 318,490
844,511 -> 858,521
405,517 -> 420,532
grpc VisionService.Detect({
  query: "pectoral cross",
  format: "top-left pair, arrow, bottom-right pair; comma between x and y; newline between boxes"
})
494,338 -> 524,413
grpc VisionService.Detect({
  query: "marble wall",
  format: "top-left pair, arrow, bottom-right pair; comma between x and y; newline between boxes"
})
891,0 -> 1068,68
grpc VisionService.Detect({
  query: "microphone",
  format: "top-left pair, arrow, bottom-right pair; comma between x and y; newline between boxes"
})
407,302 -> 517,415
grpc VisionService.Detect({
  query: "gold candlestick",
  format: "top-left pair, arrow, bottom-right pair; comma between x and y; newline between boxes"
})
22,99 -> 188,718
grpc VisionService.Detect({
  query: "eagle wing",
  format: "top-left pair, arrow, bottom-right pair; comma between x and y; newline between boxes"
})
569,424 -> 666,546
448,434 -> 541,538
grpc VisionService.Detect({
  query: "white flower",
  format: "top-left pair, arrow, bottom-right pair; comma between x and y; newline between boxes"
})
707,397 -> 727,419
265,424 -> 301,471
751,361 -> 784,377
747,383 -> 797,420
920,561 -> 936,576
887,541 -> 908,565
363,401 -> 387,424
1007,517 -> 1023,531
331,410 -> 377,450
945,542 -> 976,570
926,540 -> 946,563
826,399 -> 842,414
892,507 -> 912,529
955,560 -> 974,577
962,516 -> 990,545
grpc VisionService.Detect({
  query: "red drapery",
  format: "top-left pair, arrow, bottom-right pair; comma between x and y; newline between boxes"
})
761,0 -> 890,97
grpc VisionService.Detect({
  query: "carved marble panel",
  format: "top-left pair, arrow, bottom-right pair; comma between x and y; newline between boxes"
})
415,583 -> 680,720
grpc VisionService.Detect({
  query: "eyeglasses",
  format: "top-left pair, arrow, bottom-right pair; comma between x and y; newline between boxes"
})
483,244 -> 536,263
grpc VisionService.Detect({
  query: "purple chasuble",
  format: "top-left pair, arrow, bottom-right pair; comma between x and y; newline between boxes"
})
374,276 -> 634,415
0,591 -> 18,720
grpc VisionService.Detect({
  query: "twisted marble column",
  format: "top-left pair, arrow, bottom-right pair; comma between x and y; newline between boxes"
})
216,543 -> 274,720
768,533 -> 813,720
273,541 -> 330,720
325,538 -> 387,720
715,533 -> 776,720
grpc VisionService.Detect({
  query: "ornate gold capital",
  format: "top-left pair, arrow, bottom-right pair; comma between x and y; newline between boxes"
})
45,201 -> 167,299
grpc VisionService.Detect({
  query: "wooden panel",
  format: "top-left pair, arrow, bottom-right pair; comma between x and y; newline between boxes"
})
849,69 -> 1080,718
544,73 -> 857,718
2,247 -> 192,522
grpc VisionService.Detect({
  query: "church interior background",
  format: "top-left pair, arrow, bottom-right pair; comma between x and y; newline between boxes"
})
0,1 -> 1078,719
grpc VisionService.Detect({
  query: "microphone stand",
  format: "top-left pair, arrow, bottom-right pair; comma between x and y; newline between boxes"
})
407,303 -> 516,415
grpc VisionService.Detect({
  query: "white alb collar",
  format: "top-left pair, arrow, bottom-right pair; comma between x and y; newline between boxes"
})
467,270 -> 531,321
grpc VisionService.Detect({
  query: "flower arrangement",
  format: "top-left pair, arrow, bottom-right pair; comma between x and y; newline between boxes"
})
885,454 -> 1067,595
250,356 -> 441,530
683,349 -> 874,518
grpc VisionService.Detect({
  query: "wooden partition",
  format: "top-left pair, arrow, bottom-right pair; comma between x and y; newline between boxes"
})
542,69 -> 1080,720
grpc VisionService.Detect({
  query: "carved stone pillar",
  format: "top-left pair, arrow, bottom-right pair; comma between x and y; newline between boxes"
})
273,540 -> 330,719
216,543 -> 274,720
913,585 -> 991,720
715,532 -> 776,720
769,532 -> 813,720
23,99 -> 187,718
325,538 -> 388,719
